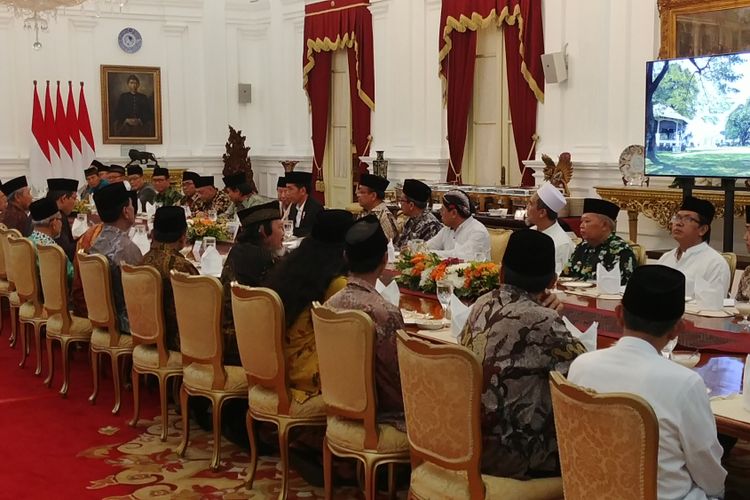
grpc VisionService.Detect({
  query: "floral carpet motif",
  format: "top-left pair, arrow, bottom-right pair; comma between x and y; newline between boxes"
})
80,412 -> 362,499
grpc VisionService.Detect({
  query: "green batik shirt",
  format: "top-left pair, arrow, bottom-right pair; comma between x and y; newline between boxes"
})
154,187 -> 183,207
224,194 -> 268,218
561,232 -> 636,285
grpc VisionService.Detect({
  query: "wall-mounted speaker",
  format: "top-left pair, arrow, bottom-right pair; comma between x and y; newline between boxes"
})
541,51 -> 568,84
238,83 -> 252,103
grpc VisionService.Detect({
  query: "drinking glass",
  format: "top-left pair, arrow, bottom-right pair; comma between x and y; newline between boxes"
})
207,210 -> 218,222
436,280 -> 453,321
661,336 -> 678,359
736,301 -> 750,330
283,220 -> 294,239
408,239 -> 424,254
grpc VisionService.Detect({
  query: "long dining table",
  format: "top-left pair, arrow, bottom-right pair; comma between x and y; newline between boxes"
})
389,276 -> 750,441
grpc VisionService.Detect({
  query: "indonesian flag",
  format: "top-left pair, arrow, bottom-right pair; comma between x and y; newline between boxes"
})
78,82 -> 96,172
55,81 -> 74,178
43,80 -> 62,176
65,81 -> 84,182
28,81 -> 51,190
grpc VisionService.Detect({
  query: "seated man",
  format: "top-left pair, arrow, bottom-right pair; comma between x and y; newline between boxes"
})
285,171 -> 322,237
194,176 -> 232,216
426,189 -> 490,261
568,265 -> 726,499
0,175 -> 33,236
90,183 -> 143,334
393,178 -> 442,249
277,176 -> 290,217
561,198 -> 635,284
658,196 -> 730,296
142,206 -> 198,352
356,173 -> 399,242
46,177 -> 78,263
460,229 -> 585,479
107,165 -> 127,185
179,171 -> 201,212
79,161 -> 109,199
222,171 -> 263,217
153,167 -> 182,207
220,200 -> 284,365
28,198 -> 73,282
326,215 -> 406,429
526,182 -> 574,270
127,165 -> 157,212
97,163 -> 110,180
736,207 -> 750,301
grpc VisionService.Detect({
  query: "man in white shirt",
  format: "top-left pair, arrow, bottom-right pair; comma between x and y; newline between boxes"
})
568,265 -> 726,500
526,182 -> 574,271
426,189 -> 490,261
657,196 -> 730,296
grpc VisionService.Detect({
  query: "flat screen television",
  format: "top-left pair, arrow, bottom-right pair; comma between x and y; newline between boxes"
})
645,51 -> 750,178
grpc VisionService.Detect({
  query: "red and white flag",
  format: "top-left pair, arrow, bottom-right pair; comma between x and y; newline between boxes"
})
43,80 -> 62,177
28,81 -> 51,190
65,81 -> 84,182
78,82 -> 96,172
55,81 -> 74,178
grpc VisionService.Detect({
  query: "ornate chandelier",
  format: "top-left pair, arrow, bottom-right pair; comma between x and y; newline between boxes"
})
1,0 -> 128,49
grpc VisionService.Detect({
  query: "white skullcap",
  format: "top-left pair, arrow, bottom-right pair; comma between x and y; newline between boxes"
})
536,183 -> 566,213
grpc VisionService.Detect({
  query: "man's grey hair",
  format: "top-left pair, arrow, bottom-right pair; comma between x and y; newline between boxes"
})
596,214 -> 616,232
9,187 -> 27,201
32,214 -> 60,227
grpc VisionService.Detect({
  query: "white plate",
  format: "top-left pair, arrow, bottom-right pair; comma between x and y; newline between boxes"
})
670,351 -> 700,368
416,319 -> 448,330
561,281 -> 594,289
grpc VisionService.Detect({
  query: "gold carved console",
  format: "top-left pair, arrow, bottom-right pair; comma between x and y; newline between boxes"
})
658,0 -> 750,58
594,186 -> 750,243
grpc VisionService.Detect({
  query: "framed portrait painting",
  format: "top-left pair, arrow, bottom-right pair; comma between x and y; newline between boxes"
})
100,65 -> 162,144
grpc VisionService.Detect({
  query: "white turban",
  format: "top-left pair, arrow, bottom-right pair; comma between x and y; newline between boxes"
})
536,183 -> 566,214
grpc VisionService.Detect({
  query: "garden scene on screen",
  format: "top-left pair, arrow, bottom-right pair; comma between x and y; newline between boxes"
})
645,52 -> 750,178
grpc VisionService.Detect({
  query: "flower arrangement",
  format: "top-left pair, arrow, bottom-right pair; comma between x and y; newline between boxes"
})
394,251 -> 500,299
73,198 -> 91,215
187,217 -> 230,242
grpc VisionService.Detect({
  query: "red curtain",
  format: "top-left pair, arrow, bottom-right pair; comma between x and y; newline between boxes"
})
303,0 -> 375,204
439,0 -> 545,186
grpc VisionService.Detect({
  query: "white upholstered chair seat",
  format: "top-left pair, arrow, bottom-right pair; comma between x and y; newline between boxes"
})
183,362 -> 247,392
410,462 -> 563,500
91,328 -> 133,349
19,301 -> 47,322
133,344 -> 183,370
10,291 -> 20,307
248,385 -> 326,419
326,415 -> 409,454
0,279 -> 9,293
45,313 -> 92,338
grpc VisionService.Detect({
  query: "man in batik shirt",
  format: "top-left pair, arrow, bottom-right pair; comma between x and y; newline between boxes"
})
393,178 -> 441,249
28,198 -> 73,283
179,171 -> 201,212
326,215 -> 406,429
561,198 -> 635,285
89,184 -> 143,334
193,176 -> 232,216
1,176 -> 33,237
152,167 -> 182,207
142,206 -> 198,351
737,208 -> 750,301
222,171 -> 264,218
356,173 -> 399,242
460,229 -> 585,479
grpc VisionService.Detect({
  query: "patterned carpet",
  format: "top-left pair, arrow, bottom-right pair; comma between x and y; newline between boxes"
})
80,412 -> 368,499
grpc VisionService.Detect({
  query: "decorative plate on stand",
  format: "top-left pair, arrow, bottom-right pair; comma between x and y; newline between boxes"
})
618,144 -> 647,186
118,27 -> 142,54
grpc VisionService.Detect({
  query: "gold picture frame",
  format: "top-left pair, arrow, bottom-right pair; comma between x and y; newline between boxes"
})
659,0 -> 750,58
100,65 -> 162,144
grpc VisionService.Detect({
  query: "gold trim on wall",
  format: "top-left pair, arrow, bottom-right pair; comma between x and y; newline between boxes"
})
659,0 -> 750,58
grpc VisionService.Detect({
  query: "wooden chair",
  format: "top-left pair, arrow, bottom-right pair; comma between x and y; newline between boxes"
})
8,235 -> 49,375
396,331 -> 564,499
37,244 -> 93,397
0,226 -> 22,347
231,284 -> 327,498
0,223 -> 11,335
311,304 -> 410,500
122,263 -> 183,441
487,228 -> 512,265
721,251 -> 737,292
628,242 -> 648,267
171,271 -> 248,470
78,251 -> 134,414
549,371 -> 659,500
